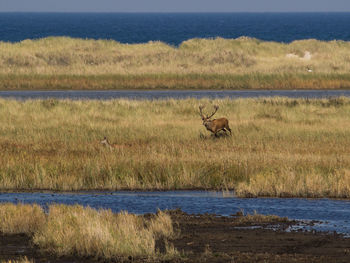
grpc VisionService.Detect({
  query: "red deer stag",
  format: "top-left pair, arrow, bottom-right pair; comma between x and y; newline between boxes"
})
199,105 -> 231,137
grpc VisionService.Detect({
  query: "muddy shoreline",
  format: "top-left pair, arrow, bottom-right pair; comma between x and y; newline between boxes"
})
1,210 -> 350,263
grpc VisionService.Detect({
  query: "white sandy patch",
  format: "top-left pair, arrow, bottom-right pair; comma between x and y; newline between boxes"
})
286,53 -> 299,58
302,51 -> 312,60
286,51 -> 312,60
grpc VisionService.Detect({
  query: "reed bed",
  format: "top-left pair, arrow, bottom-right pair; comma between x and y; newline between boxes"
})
0,203 -> 176,260
0,97 -> 350,197
0,203 -> 45,234
1,37 -> 350,89
33,205 -> 175,259
1,258 -> 34,263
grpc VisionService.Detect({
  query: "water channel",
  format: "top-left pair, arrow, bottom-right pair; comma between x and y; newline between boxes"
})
1,191 -> 350,236
1,89 -> 350,100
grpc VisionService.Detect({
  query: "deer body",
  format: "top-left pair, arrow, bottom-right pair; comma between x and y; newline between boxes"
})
100,137 -> 131,150
199,106 -> 231,137
100,137 -> 118,150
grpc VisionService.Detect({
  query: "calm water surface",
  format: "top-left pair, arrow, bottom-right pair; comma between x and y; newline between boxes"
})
1,13 -> 350,45
2,90 -> 350,100
1,191 -> 350,235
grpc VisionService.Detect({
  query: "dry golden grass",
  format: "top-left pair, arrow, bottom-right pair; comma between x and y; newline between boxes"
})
0,203 -> 176,260
148,210 -> 174,239
236,168 -> 350,198
1,257 -> 34,263
0,203 -> 46,235
2,36 -> 350,75
33,204 -> 174,259
1,97 -> 350,197
1,37 -> 350,89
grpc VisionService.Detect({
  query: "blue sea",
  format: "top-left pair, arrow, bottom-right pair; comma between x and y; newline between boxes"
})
1,12 -> 350,45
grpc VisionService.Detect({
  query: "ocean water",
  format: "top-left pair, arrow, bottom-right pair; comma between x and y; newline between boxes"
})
1,12 -> 350,45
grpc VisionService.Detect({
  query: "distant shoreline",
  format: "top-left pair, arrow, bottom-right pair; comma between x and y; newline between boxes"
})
1,37 -> 350,90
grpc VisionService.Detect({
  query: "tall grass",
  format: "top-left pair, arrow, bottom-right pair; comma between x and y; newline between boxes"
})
0,203 -> 176,260
1,258 -> 34,263
0,203 -> 45,234
33,205 -> 174,259
1,37 -> 350,89
1,97 -> 350,197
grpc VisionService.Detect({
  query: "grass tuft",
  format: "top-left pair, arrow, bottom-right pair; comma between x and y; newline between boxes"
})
1,257 -> 34,263
0,203 -> 177,260
33,205 -> 159,258
234,210 -> 288,224
0,203 -> 46,235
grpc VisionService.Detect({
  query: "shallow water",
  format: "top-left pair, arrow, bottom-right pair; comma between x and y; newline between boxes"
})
1,191 -> 350,235
2,90 -> 350,100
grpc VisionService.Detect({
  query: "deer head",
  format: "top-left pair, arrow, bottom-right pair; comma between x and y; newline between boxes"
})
100,136 -> 109,145
199,105 -> 219,124
100,136 -> 114,150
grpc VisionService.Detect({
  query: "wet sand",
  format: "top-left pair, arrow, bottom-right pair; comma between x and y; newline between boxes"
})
1,210 -> 350,263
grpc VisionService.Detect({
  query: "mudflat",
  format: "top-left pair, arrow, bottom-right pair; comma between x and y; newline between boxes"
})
170,210 -> 350,263
1,210 -> 350,263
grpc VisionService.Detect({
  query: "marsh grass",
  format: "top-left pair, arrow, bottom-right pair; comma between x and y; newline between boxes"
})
234,210 -> 288,224
33,205 -> 174,259
1,97 -> 350,197
3,73 -> 350,90
1,37 -> 350,89
0,203 -> 176,260
1,257 -> 34,263
0,203 -> 45,234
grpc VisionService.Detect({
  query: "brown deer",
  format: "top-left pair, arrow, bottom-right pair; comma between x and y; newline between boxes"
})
100,137 -> 131,150
199,105 -> 232,137
100,137 -> 118,150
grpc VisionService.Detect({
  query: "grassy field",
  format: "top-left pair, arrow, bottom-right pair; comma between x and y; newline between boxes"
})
0,203 -> 176,261
0,97 -> 350,198
1,37 -> 350,89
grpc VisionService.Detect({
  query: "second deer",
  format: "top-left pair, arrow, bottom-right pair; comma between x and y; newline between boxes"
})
199,105 -> 232,137
100,137 -> 131,150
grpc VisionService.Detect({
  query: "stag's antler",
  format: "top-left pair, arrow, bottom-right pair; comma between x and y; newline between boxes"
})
199,105 -> 205,118
207,105 -> 219,119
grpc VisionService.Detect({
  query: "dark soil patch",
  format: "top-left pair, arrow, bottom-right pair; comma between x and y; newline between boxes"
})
169,210 -> 350,263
